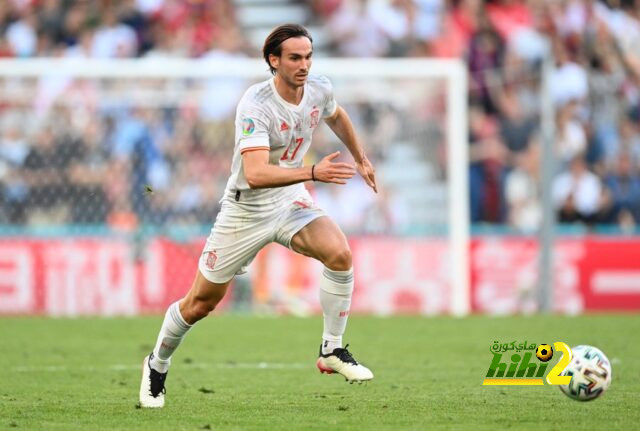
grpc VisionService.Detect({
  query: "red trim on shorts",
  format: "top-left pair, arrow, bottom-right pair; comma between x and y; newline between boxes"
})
294,200 -> 310,209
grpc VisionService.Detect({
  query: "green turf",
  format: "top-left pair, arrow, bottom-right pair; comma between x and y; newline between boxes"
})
1,314 -> 638,430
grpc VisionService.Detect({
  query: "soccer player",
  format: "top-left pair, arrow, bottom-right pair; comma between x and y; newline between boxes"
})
139,24 -> 378,408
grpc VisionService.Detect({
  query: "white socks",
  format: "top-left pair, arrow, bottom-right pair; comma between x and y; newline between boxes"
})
149,301 -> 192,373
148,269 -> 354,369
319,267 -> 354,355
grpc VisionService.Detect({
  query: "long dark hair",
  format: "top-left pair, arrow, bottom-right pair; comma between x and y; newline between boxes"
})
263,24 -> 313,75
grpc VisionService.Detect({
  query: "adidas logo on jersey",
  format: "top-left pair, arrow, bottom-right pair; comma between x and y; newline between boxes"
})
280,122 -> 289,132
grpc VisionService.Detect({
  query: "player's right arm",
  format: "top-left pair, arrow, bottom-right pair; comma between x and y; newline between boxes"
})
242,150 -> 356,189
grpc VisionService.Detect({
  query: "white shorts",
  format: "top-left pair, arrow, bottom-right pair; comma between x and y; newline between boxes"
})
198,187 -> 325,284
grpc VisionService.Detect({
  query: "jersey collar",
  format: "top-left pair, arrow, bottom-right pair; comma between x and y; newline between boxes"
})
270,77 -> 307,111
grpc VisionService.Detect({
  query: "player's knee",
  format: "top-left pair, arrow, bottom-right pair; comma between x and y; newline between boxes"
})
189,298 -> 217,321
324,247 -> 352,271
183,294 -> 222,322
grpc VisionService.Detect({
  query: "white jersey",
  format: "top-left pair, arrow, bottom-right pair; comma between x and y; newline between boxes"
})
223,75 -> 338,205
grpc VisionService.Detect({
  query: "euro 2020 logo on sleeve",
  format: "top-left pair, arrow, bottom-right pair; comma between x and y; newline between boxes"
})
482,341 -> 573,386
242,118 -> 255,136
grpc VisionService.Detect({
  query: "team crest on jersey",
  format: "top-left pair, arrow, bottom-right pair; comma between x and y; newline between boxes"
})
205,251 -> 217,270
280,121 -> 289,132
242,118 -> 255,136
310,109 -> 319,128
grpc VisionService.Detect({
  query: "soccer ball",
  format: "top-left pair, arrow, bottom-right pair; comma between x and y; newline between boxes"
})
559,345 -> 612,401
536,344 -> 553,362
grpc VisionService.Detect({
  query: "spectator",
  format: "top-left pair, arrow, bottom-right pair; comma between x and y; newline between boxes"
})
23,125 -> 74,224
118,0 -> 151,54
91,5 -> 137,58
552,154 -> 605,224
470,134 -> 510,224
604,152 -> 640,226
59,2 -> 90,47
66,119 -> 111,224
505,139 -> 540,232
467,12 -> 505,114
37,0 -> 64,44
587,26 -> 627,167
550,38 -> 589,107
497,82 -> 537,154
143,19 -> 188,58
327,0 -> 390,57
0,112 -> 30,223
618,113 -> 640,166
413,0 -> 445,42
429,0 -> 482,58
368,0 -> 415,57
6,5 -> 37,57
555,100 -> 587,167
309,0 -> 343,23
485,0 -> 533,42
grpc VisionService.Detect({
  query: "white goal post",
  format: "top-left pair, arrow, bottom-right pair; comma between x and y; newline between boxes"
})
0,57 -> 469,316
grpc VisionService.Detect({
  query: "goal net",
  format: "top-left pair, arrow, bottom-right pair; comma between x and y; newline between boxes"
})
0,58 -> 468,316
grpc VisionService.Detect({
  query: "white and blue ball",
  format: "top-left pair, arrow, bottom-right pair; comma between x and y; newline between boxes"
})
559,345 -> 612,402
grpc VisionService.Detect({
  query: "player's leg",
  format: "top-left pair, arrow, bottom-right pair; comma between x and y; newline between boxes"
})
139,272 -> 230,408
140,199 -> 271,407
150,271 -> 230,371
290,215 -> 352,350
289,216 -> 373,382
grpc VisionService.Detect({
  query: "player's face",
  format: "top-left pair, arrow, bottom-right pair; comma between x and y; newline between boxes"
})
272,36 -> 312,88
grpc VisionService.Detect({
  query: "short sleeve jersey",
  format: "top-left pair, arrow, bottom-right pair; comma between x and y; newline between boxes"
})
223,75 -> 338,204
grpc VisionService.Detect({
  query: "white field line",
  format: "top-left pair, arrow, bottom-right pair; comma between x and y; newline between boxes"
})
12,362 -> 310,373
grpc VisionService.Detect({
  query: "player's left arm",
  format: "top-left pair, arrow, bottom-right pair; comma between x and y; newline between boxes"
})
324,106 -> 377,193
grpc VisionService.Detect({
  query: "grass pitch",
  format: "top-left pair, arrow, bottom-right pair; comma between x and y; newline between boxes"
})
1,314 -> 639,430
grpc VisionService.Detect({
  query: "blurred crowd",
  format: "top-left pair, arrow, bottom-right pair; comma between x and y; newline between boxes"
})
0,0 -> 639,233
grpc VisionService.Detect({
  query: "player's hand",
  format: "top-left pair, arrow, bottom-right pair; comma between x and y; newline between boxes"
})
356,155 -> 378,193
313,151 -> 356,185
